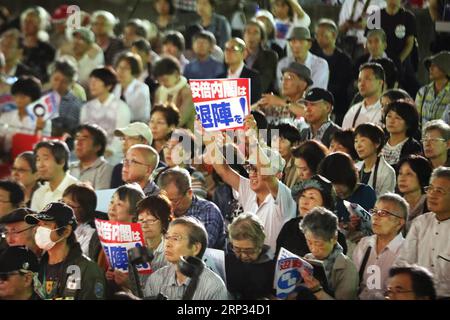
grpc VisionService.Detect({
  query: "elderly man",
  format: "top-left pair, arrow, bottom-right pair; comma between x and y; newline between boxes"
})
277,26 -> 329,90
0,181 -> 25,251
111,122 -> 156,188
142,216 -> 228,300
422,120 -> 450,169
300,87 -> 341,148
0,208 -> 40,257
386,265 -> 437,300
0,246 -> 39,300
122,144 -> 160,196
353,193 -> 407,300
69,124 -> 113,190
395,166 -> 450,299
158,168 -> 225,250
219,37 -> 262,104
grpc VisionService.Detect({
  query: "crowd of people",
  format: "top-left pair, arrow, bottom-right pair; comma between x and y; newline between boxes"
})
0,0 -> 449,301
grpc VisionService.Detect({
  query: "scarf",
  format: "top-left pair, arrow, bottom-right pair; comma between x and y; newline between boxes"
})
322,242 -> 344,288
157,76 -> 188,105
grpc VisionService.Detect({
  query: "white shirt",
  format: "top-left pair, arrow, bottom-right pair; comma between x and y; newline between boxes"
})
80,94 -> 131,165
339,0 -> 386,45
394,212 -> 450,298
355,156 -> 396,197
0,110 -> 35,152
277,52 -> 329,91
342,99 -> 383,129
30,172 -> 79,212
238,176 -> 296,252
353,233 -> 405,300
76,50 -> 105,87
74,222 -> 96,257
113,78 -> 151,122
227,62 -> 245,79
274,13 -> 311,50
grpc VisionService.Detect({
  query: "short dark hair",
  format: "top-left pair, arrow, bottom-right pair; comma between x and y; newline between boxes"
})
17,151 -> 37,173
245,19 -> 267,44
319,152 -> 358,190
136,194 -> 173,234
292,140 -> 328,175
389,265 -> 436,300
50,59 -> 77,82
132,38 -> 151,53
397,155 -> 433,193
381,88 -> 412,102
170,216 -> 208,258
192,30 -> 216,46
154,0 -> 175,15
115,52 -> 142,78
162,31 -> 185,52
34,140 -> 70,172
0,180 -> 25,208
300,207 -> 338,242
360,62 -> 385,83
331,129 -> 358,160
272,123 -> 302,145
384,100 -> 420,138
150,103 -> 180,128
114,184 -> 145,222
63,183 -> 97,223
75,124 -> 108,157
89,67 -> 118,92
354,123 -> 386,154
11,76 -> 42,101
153,56 -> 181,78
158,168 -> 191,195
251,110 -> 268,130
126,19 -> 147,38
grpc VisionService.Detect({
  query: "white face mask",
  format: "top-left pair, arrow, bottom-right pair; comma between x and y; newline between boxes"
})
35,226 -> 65,251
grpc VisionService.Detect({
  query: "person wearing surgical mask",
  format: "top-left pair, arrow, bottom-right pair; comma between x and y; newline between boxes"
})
25,202 -> 106,300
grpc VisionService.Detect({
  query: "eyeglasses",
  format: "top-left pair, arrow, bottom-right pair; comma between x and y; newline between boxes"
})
384,288 -> 414,298
164,234 -> 187,242
1,226 -> 35,238
11,167 -> 32,174
421,137 -> 445,144
123,158 -> 151,167
224,45 -> 242,52
369,208 -> 403,219
424,185 -> 449,196
281,74 -> 297,81
138,218 -> 159,225
231,245 -> 259,255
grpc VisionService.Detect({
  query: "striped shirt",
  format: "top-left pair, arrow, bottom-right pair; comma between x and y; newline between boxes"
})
415,81 -> 450,128
142,263 -> 229,300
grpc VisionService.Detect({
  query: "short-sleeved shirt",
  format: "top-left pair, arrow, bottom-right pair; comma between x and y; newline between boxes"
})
69,157 -> 113,190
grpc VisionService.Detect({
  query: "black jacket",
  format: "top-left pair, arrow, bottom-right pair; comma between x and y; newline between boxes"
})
36,242 -> 106,300
219,65 -> 262,105
249,46 -> 279,94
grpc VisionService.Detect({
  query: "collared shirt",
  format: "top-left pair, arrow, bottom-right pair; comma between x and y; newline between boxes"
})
415,81 -> 450,128
69,157 -> 113,190
113,78 -> 151,122
0,110 -> 35,152
186,196 -> 226,250
353,233 -> 405,300
238,177 -> 296,252
143,263 -> 229,300
304,120 -> 333,143
227,61 -> 245,79
143,180 -> 160,196
394,212 -> 450,298
51,90 -> 83,133
282,157 -> 299,189
342,99 -> 383,129
75,222 -> 97,257
31,173 -> 79,212
76,49 -> 105,86
277,51 -> 330,90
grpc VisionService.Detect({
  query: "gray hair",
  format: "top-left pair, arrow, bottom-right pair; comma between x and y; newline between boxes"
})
129,144 -> 160,171
170,216 -> 208,258
300,207 -> 338,241
423,119 -> 450,141
158,167 -> 192,195
431,166 -> 450,182
377,192 -> 409,220
20,6 -> 50,31
92,10 -> 118,37
228,212 -> 265,249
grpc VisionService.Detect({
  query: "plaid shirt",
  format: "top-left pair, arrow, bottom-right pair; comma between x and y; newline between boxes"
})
186,196 -> 226,250
416,81 -> 450,128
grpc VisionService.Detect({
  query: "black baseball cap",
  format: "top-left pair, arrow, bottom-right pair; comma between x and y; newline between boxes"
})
302,87 -> 335,106
25,202 -> 77,230
0,246 -> 39,273
0,208 -> 36,224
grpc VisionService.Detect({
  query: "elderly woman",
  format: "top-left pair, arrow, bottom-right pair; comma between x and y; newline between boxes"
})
10,151 -> 39,207
276,175 -> 346,257
225,213 -> 275,300
292,140 -> 328,183
353,193 -> 407,300
299,207 -> 359,300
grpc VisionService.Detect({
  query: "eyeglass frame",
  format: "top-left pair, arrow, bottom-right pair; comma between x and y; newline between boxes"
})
1,225 -> 35,239
384,287 -> 415,298
164,234 -> 188,243
138,217 -> 160,225
123,158 -> 152,167
424,185 -> 449,196
369,208 -> 403,219
420,137 -> 446,144
231,244 -> 260,256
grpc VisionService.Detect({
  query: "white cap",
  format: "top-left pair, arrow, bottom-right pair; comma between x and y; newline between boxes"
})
114,122 -> 153,145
